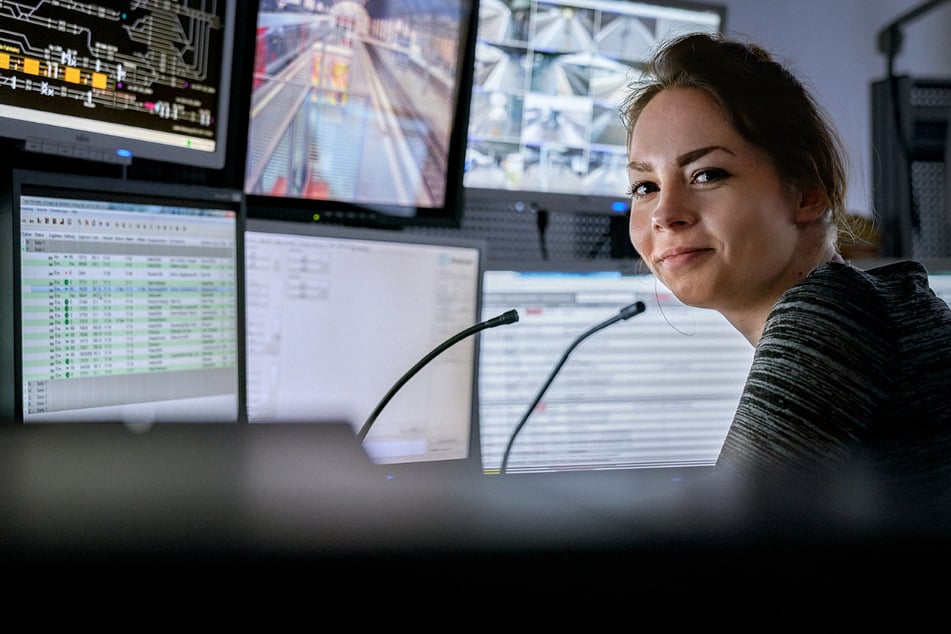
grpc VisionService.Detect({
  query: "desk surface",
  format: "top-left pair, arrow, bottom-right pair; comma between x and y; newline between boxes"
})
2,423 -> 948,620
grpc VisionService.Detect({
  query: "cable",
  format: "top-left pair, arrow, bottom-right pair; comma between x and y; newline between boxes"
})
535,207 -> 549,259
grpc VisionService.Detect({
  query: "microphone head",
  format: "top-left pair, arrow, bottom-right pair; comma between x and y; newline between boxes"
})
620,301 -> 646,320
485,309 -> 519,329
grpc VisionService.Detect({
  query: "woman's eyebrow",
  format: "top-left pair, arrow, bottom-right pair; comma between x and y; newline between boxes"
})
627,145 -> 735,173
677,145 -> 734,167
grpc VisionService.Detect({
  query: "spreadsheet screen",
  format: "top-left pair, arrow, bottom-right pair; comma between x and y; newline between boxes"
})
479,266 -> 754,474
480,263 -> 951,474
14,174 -> 241,423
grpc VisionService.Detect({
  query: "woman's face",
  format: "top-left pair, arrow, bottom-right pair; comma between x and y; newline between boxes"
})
627,88 -> 809,314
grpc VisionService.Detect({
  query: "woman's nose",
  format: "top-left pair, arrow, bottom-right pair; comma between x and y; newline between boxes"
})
651,187 -> 695,230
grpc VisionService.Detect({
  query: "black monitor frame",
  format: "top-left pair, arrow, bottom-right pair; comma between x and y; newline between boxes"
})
0,1 -> 238,172
463,0 -> 726,219
242,215 -> 487,477
1,168 -> 246,425
236,0 -> 480,230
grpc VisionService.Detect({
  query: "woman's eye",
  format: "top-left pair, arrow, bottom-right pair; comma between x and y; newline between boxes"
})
626,181 -> 657,198
693,168 -> 730,184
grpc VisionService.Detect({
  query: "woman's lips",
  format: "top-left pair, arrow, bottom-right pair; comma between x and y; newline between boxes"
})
658,247 -> 714,267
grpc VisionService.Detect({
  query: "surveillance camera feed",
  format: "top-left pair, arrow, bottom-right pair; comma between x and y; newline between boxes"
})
244,0 -> 475,219
464,0 -> 723,209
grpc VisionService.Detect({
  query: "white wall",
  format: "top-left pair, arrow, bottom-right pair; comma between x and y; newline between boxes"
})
717,0 -> 951,218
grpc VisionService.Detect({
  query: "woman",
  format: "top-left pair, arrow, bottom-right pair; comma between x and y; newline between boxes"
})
620,32 -> 951,504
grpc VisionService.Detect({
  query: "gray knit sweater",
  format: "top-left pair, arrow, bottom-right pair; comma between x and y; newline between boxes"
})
715,260 -> 951,502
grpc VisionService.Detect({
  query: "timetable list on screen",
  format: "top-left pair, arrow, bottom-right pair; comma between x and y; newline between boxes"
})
18,193 -> 239,422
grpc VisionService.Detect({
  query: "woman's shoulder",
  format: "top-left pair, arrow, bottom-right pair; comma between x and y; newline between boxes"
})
786,259 -> 934,307
850,259 -> 933,290
773,261 -> 888,319
771,259 -> 950,339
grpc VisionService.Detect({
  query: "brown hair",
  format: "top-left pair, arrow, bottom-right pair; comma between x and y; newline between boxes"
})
620,32 -> 852,243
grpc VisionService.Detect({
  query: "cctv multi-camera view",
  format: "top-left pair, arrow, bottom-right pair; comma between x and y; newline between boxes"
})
464,0 -> 722,198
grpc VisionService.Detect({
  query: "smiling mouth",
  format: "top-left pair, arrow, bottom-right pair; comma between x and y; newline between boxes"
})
658,247 -> 713,264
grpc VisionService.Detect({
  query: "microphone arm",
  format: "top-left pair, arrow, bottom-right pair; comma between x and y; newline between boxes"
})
499,301 -> 646,475
358,309 -> 519,442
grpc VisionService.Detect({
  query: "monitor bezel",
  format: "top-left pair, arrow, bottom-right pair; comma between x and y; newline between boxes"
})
3,168 -> 246,425
236,1 -> 480,230
0,2 -> 239,171
243,216 -> 488,477
463,0 -> 728,219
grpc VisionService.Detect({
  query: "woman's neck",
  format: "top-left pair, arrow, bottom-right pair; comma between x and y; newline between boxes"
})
726,246 -> 844,346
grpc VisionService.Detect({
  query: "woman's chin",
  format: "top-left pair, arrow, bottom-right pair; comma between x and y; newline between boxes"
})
665,282 -> 715,310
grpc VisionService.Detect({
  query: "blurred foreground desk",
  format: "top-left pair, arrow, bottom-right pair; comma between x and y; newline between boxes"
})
2,423 -> 950,618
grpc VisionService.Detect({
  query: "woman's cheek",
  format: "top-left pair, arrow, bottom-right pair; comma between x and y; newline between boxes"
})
628,214 -> 650,258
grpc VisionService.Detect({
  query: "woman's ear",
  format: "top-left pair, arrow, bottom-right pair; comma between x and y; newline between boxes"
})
794,187 -> 828,225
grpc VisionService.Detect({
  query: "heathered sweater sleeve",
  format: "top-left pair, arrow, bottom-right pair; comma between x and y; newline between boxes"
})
714,263 -> 895,483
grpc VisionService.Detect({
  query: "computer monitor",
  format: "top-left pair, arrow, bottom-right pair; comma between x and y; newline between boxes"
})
1,169 -> 244,424
243,218 -> 486,468
464,0 -> 725,217
929,265 -> 951,304
905,258 -> 951,307
0,1 -> 238,170
241,0 -> 479,229
479,260 -> 753,474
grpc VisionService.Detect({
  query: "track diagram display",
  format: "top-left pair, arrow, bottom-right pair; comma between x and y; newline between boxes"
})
0,1 -> 232,166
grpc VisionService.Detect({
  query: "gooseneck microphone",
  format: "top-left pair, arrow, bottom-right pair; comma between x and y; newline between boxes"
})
499,301 -> 646,475
358,309 -> 520,442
